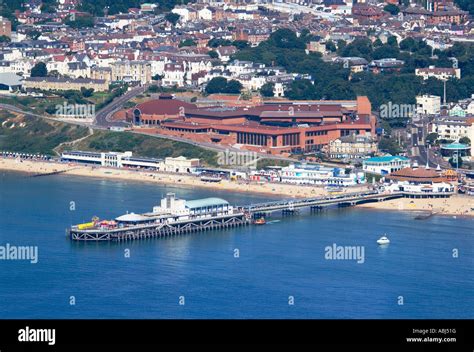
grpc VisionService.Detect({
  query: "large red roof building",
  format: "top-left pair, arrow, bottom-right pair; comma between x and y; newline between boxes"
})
126,95 -> 376,155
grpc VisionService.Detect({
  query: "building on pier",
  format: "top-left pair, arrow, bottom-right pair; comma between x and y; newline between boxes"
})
69,193 -> 246,241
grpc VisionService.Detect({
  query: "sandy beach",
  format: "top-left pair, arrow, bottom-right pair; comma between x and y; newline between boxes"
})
358,195 -> 474,217
0,157 -> 367,198
2,157 -> 473,217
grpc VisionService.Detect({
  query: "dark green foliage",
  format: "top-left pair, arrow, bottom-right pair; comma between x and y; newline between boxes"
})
31,62 -> 48,77
426,132 -> 438,144
208,50 -> 218,59
383,4 -> 400,15
205,77 -> 242,94
326,40 -> 337,52
79,131 -> 218,166
78,0 -> 192,16
449,156 -> 463,168
233,29 -> 474,108
165,12 -> 180,25
454,0 -> 474,15
378,136 -> 402,155
260,83 -> 274,97
0,113 -> 89,155
179,39 -> 196,47
65,15 -> 94,28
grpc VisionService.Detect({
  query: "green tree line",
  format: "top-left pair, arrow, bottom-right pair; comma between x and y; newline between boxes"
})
233,29 -> 474,109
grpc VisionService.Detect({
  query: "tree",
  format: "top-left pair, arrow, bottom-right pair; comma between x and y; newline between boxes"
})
225,80 -> 243,94
208,38 -> 232,48
31,62 -> 47,77
372,45 -> 400,60
449,156 -> 463,168
459,136 -> 471,145
179,39 -> 196,47
426,132 -> 439,144
387,36 -> 398,47
80,87 -> 94,97
0,35 -> 11,43
260,83 -> 275,97
205,77 -> 229,94
323,80 -> 356,100
152,74 -> 162,81
325,40 -> 337,52
455,0 -> 474,15
28,30 -> 41,40
383,4 -> 400,15
165,13 -> 180,26
373,39 -> 383,48
268,28 -> 305,49
378,136 -> 401,155
65,15 -> 94,28
208,50 -> 218,59
286,79 -> 317,100
232,40 -> 249,50
337,39 -> 346,52
400,37 -> 416,52
45,105 -> 57,114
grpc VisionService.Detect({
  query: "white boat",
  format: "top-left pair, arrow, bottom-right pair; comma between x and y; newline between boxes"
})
377,235 -> 390,245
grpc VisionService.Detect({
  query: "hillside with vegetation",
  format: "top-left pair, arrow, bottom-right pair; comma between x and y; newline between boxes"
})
0,111 -> 89,155
71,130 -> 219,166
0,111 -> 219,165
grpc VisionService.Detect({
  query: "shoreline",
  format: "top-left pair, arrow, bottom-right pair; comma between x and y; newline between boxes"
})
1,158 -> 473,217
0,157 -> 368,199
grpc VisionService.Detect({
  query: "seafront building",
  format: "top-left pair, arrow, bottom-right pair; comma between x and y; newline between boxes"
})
363,156 -> 411,175
279,163 -> 365,186
61,150 -> 200,173
383,166 -> 455,195
327,134 -> 378,160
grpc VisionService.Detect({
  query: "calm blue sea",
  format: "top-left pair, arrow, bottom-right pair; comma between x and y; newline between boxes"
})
0,171 -> 472,318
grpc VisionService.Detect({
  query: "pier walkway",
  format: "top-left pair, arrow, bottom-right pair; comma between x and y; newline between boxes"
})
69,190 -> 453,241
243,190 -> 403,215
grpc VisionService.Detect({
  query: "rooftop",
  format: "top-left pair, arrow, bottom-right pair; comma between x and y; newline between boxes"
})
185,198 -> 229,209
440,143 -> 470,150
365,156 -> 409,163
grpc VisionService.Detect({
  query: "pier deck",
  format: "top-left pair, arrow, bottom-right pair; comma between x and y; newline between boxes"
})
69,190 -> 453,241
69,213 -> 250,241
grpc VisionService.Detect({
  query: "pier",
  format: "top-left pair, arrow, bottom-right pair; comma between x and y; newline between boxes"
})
68,190 -> 452,242
69,213 -> 250,241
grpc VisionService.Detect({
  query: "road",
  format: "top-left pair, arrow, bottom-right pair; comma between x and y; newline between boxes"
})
408,121 -> 448,169
93,85 -> 146,128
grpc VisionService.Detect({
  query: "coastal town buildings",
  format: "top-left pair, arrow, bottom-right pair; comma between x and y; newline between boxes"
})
23,77 -> 108,92
431,116 -> 473,141
279,163 -> 365,186
0,17 -> 12,38
415,66 -> 461,81
416,94 -> 441,115
384,166 -> 455,195
126,95 -> 376,156
61,150 -> 200,172
363,156 -> 411,175
328,134 -> 378,160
